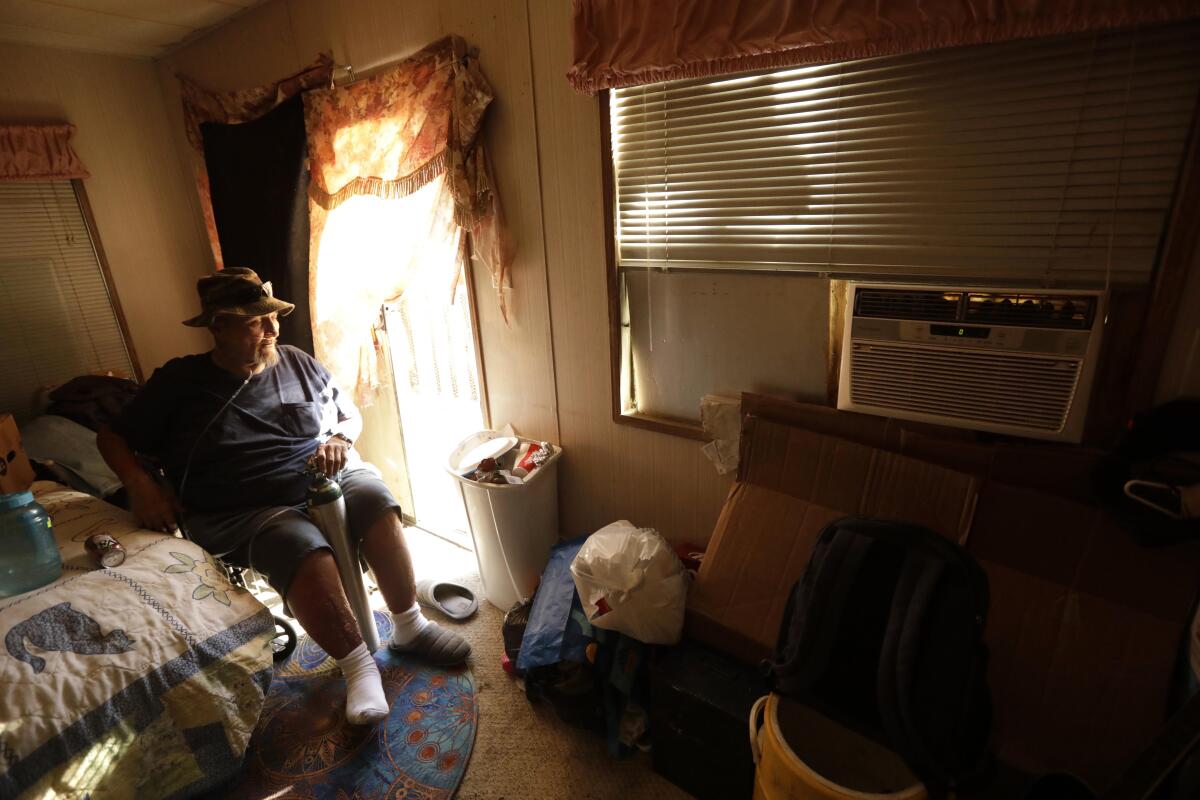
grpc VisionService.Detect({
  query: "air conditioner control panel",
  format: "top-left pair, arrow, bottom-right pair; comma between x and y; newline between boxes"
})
850,317 -> 1089,357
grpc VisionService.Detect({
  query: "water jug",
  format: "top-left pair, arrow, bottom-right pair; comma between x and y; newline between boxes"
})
0,491 -> 62,598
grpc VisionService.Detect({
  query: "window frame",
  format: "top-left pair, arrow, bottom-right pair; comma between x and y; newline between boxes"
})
601,90 -> 708,441
71,179 -> 142,384
599,60 -> 1200,444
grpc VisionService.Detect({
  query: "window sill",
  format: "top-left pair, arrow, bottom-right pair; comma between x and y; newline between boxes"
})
613,410 -> 708,442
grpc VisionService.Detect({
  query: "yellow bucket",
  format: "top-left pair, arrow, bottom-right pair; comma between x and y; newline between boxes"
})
750,694 -> 927,800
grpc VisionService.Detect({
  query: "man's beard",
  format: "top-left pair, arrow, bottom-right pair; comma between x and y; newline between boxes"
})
254,341 -> 279,369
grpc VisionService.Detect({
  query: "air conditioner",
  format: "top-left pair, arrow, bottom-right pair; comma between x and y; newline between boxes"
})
837,283 -> 1106,442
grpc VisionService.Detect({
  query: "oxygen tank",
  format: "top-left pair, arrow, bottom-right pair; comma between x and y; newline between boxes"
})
306,473 -> 381,652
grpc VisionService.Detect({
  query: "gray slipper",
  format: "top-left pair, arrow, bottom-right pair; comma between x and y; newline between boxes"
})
416,578 -> 478,620
390,621 -> 471,665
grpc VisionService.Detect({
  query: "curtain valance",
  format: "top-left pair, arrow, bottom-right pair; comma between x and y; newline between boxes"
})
0,124 -> 89,181
302,35 -> 509,305
568,0 -> 1200,93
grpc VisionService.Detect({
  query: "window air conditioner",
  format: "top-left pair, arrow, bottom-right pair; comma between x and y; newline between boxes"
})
837,283 -> 1105,442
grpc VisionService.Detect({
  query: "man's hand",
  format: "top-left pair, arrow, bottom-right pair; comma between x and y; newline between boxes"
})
126,473 -> 182,533
311,436 -> 351,477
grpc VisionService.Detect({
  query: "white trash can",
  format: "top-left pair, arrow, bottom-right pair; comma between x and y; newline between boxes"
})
446,431 -> 562,611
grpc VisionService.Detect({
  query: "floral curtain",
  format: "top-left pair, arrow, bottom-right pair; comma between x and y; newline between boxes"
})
568,0 -> 1200,93
0,124 -> 89,181
179,55 -> 334,267
303,35 -> 509,405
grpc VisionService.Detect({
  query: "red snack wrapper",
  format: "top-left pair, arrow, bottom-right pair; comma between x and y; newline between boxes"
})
516,443 -> 543,474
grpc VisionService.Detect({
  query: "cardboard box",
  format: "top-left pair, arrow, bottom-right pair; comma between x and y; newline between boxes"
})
685,394 -> 1200,791
686,409 -> 980,662
969,482 -> 1200,787
0,414 -> 35,494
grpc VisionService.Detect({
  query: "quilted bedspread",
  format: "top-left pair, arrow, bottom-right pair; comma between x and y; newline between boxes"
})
0,482 -> 275,799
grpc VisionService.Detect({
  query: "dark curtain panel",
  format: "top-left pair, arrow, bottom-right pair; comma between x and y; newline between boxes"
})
201,94 -> 313,354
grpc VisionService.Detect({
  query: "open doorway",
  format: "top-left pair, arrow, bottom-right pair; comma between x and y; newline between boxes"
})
310,177 -> 486,550
383,271 -> 485,549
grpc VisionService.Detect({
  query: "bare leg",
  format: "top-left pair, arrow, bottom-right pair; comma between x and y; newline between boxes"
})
360,509 -> 416,613
287,548 -> 387,725
286,549 -> 361,660
359,508 -> 471,664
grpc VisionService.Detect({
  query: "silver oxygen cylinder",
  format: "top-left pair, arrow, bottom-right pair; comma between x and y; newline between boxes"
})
306,474 -> 381,652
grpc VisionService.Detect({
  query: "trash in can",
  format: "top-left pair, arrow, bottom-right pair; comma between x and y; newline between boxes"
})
447,430 -> 562,610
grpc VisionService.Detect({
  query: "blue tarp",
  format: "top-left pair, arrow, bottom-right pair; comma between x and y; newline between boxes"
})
516,536 -> 592,672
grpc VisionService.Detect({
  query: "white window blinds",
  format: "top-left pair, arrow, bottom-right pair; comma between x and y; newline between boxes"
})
610,23 -> 1200,285
0,181 -> 135,420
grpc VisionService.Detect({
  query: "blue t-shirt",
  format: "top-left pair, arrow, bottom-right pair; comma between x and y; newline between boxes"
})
112,345 -> 350,512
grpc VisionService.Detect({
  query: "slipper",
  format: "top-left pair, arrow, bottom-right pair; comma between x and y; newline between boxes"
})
416,578 -> 478,620
390,621 -> 471,665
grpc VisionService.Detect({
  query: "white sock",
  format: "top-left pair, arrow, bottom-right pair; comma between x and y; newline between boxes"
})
334,643 -> 388,725
391,602 -> 431,647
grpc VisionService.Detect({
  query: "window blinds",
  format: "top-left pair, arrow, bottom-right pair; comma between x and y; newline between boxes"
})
0,181 -> 134,420
610,23 -> 1200,285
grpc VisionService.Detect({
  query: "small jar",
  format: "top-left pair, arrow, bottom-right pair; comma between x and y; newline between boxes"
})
0,491 -> 62,598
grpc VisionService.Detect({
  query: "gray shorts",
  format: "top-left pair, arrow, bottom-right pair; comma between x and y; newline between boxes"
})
181,467 -> 400,610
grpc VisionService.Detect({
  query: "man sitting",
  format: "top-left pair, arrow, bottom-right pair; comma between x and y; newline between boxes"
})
98,268 -> 469,726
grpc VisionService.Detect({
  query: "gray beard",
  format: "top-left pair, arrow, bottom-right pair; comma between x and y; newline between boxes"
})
255,343 -> 279,369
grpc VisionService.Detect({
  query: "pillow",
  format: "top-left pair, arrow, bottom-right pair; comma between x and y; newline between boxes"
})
20,414 -> 121,497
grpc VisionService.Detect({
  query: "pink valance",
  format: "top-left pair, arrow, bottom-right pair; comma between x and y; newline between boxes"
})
303,35 -> 510,310
568,0 -> 1200,93
0,124 -> 89,181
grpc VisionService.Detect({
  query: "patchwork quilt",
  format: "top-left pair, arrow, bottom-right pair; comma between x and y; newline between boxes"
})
0,482 -> 275,799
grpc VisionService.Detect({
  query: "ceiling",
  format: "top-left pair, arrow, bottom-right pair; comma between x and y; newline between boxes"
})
0,0 -> 266,59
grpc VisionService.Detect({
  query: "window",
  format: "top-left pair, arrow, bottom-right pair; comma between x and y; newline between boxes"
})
606,23 -> 1200,426
0,180 -> 138,419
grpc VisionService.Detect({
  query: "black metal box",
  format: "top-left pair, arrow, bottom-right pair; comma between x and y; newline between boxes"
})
649,639 -> 768,800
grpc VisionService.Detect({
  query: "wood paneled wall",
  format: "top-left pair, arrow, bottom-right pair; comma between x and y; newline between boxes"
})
154,0 -> 733,545
0,43 -> 211,374
525,0 -> 732,543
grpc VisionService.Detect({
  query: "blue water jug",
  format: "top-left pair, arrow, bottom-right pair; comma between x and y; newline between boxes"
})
0,491 -> 62,598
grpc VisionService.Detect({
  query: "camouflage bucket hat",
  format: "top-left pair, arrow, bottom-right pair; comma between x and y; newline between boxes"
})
182,267 -> 295,327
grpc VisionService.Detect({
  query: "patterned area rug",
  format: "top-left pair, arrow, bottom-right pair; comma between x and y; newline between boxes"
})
219,611 -> 477,799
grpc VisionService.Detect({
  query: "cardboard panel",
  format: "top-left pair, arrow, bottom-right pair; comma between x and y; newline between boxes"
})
973,482 -> 1200,620
688,414 -> 979,661
1074,512 -> 1200,621
985,571 -> 1181,790
862,451 -> 978,544
977,563 -> 1068,772
0,414 -> 36,494
970,483 -> 1093,584
687,483 -> 844,660
740,421 -> 837,499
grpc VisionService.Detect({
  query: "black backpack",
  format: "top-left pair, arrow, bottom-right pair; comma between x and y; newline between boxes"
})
767,516 -> 992,795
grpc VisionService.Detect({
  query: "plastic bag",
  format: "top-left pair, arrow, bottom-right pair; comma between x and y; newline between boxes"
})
570,520 -> 689,645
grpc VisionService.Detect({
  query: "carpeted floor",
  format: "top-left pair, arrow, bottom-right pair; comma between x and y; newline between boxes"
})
404,529 -> 695,800
250,529 -> 695,800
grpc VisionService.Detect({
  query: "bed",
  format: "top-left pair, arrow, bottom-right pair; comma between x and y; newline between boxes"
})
0,481 -> 275,799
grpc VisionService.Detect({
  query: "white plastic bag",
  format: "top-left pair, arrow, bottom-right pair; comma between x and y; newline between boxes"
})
570,520 -> 689,645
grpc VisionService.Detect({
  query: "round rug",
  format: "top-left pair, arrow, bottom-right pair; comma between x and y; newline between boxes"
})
223,610 -> 476,799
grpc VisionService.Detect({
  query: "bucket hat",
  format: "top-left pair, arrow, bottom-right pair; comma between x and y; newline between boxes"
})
182,267 -> 295,327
